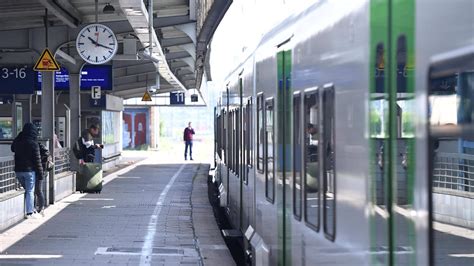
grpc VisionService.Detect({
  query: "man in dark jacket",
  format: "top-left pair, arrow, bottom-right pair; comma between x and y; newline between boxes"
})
11,123 -> 43,219
183,122 -> 195,160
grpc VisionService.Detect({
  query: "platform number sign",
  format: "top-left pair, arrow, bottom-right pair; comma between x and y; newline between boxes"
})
91,86 -> 101,99
170,92 -> 185,105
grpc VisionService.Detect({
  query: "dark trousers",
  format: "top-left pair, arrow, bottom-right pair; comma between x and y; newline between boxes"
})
35,177 -> 45,212
185,141 -> 193,159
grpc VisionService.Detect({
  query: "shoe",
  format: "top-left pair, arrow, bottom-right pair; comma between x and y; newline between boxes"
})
190,158 -> 194,161
38,210 -> 45,217
25,213 -> 41,219
185,158 -> 187,160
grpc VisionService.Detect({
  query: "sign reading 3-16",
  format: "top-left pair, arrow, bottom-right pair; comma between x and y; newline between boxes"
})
76,24 -> 118,65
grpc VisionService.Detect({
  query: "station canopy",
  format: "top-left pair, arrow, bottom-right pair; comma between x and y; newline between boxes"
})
0,0 -> 231,99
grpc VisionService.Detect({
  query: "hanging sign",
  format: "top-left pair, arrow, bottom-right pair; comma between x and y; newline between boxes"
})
34,49 -> 60,71
91,86 -> 101,99
142,91 -> 152,102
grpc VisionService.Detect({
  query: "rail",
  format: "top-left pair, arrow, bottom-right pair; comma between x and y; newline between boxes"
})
54,148 -> 71,175
433,152 -> 474,194
0,156 -> 21,194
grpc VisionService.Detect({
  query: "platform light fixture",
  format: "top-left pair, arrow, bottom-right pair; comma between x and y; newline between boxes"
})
103,3 -> 116,14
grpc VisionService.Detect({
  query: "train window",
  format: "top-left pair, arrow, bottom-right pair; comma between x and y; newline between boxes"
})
223,111 -> 227,165
428,49 -> 474,265
243,98 -> 252,185
303,89 -> 320,230
322,85 -> 336,241
265,98 -> 275,203
236,108 -> 241,178
293,92 -> 302,220
257,94 -> 264,173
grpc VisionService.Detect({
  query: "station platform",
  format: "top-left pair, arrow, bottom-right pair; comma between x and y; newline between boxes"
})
0,152 -> 234,266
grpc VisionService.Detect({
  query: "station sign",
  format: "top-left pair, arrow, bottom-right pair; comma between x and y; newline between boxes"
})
142,91 -> 152,102
34,49 -> 60,71
91,86 -> 101,99
170,92 -> 185,105
36,67 -> 70,91
89,95 -> 106,108
0,65 -> 36,94
80,65 -> 113,91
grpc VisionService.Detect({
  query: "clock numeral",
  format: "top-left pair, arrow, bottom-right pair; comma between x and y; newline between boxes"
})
108,35 -> 112,38
87,28 -> 90,32
109,43 -> 114,46
103,28 -> 106,33
80,34 -> 85,38
87,55 -> 90,60
80,51 -> 85,54
78,43 -> 84,45
103,56 -> 107,61
95,56 -> 98,62
109,51 -> 113,54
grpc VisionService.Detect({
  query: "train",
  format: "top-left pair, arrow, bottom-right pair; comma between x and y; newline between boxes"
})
213,0 -> 474,265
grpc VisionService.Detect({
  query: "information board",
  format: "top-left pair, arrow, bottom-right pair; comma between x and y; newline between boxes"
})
36,67 -> 70,91
0,66 -> 36,94
80,65 -> 113,90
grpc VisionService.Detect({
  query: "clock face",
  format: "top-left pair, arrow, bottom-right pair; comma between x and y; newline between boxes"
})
76,24 -> 118,65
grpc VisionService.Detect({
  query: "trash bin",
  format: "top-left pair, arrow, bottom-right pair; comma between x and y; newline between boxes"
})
76,163 -> 103,193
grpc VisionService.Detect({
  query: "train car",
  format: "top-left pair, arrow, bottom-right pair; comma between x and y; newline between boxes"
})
214,0 -> 474,265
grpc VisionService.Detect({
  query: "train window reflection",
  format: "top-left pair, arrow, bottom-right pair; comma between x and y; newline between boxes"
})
293,93 -> 302,220
265,98 -> 275,203
304,90 -> 319,230
323,85 -> 336,240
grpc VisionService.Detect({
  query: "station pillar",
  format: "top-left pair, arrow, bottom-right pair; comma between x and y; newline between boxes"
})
41,71 -> 55,205
69,73 -> 81,171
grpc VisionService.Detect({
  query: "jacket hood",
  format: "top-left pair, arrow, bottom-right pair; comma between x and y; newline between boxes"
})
22,123 -> 38,140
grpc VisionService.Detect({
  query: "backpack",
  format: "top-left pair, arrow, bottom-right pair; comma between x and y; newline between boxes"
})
72,137 -> 83,159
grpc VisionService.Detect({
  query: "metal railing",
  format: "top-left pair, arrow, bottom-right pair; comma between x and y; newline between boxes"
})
433,152 -> 474,193
54,148 -> 71,175
0,156 -> 21,194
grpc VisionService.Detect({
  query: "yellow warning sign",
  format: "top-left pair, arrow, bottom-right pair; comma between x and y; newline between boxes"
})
34,48 -> 60,71
142,91 -> 152,102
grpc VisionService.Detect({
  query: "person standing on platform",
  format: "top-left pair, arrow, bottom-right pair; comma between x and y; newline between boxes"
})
77,124 -> 104,165
183,122 -> 195,160
11,123 -> 43,219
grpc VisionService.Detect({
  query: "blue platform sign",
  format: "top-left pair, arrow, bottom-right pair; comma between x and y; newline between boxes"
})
80,65 -> 113,90
89,95 -> 106,108
0,66 -> 36,94
37,67 -> 70,91
170,92 -> 185,105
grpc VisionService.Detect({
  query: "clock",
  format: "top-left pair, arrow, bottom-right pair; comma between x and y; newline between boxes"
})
76,24 -> 118,65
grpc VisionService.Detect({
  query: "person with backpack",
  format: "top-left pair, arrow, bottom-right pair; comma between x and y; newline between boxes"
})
73,124 -> 103,164
11,123 -> 43,219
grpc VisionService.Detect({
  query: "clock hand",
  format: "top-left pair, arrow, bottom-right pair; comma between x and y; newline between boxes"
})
96,42 -> 114,50
88,36 -> 99,46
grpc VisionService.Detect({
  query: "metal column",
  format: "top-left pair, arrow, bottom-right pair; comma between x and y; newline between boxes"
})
41,71 -> 55,205
69,73 -> 81,171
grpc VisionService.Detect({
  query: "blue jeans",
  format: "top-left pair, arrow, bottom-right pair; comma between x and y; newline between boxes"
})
185,141 -> 193,159
16,172 -> 36,214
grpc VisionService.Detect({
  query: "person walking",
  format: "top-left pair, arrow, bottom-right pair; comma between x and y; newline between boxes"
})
183,122 -> 195,160
11,123 -> 43,219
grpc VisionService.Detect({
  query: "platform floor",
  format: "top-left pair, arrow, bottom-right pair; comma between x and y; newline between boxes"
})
0,154 -> 234,266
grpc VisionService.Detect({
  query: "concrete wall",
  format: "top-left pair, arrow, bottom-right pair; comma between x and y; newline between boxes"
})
433,189 -> 474,229
0,191 -> 25,232
54,172 -> 76,202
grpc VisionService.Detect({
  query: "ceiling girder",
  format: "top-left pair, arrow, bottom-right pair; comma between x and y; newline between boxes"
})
38,0 -> 82,28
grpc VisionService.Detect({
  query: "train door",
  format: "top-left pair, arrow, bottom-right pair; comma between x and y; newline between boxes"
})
370,1 -> 417,265
276,43 -> 292,265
